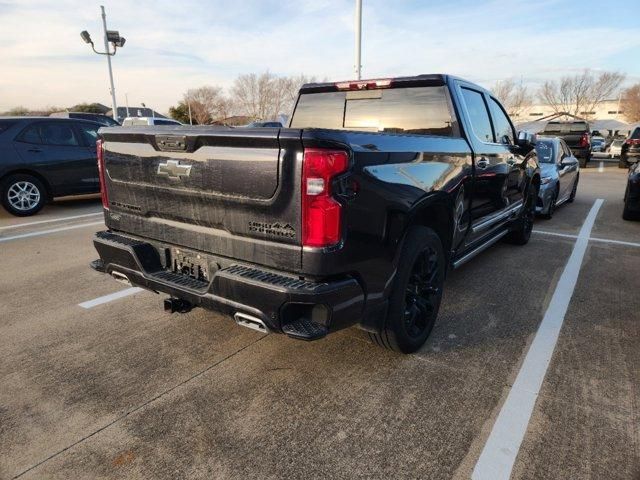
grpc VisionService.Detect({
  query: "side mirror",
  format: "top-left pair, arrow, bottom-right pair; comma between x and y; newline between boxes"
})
561,157 -> 577,167
517,131 -> 536,150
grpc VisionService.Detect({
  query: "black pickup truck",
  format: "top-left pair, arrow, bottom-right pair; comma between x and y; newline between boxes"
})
540,120 -> 591,167
92,74 -> 540,353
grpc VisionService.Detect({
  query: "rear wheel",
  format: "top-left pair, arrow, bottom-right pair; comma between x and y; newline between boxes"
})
1,174 -> 47,216
579,157 -> 587,168
369,226 -> 445,354
506,182 -> 536,245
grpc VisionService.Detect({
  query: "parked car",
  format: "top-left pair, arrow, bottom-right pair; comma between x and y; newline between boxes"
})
50,111 -> 120,127
541,121 -> 591,167
243,121 -> 284,128
534,137 -> 579,218
91,74 -> 540,353
0,117 -> 101,216
121,117 -> 182,126
609,138 -> 624,160
591,135 -> 605,152
620,127 -> 640,168
623,160 -> 640,220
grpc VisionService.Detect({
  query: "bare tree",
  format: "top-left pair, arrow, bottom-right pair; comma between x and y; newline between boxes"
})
539,70 -> 625,119
491,79 -> 532,117
621,83 -> 640,123
184,86 -> 228,124
231,72 -> 325,121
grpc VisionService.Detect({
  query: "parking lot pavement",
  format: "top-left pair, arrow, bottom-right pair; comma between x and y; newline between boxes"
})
0,165 -> 638,479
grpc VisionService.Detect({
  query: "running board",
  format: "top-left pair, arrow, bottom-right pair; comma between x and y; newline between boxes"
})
471,201 -> 523,234
452,229 -> 509,269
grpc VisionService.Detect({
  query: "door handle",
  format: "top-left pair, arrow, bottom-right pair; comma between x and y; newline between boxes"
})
27,148 -> 42,153
477,157 -> 489,169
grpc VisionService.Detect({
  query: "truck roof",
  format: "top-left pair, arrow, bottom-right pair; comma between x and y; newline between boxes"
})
299,74 -> 481,94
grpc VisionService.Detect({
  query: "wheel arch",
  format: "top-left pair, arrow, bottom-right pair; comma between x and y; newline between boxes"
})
404,191 -> 455,263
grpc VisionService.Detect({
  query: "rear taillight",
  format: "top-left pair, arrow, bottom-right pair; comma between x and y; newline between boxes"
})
625,139 -> 640,146
579,133 -> 590,148
301,148 -> 349,247
96,139 -> 109,210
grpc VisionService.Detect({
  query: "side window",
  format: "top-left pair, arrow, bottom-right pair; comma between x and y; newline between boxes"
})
488,98 -> 514,144
77,123 -> 99,146
17,124 -> 42,144
39,123 -> 80,146
460,88 -> 494,143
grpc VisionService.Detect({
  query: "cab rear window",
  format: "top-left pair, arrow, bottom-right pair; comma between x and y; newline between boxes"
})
291,86 -> 457,136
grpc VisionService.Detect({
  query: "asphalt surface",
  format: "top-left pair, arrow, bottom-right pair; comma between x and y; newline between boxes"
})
0,163 -> 638,479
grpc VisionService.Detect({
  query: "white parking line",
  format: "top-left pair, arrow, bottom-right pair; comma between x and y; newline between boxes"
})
590,236 -> 640,248
598,161 -> 604,172
0,212 -> 102,231
473,198 -> 604,480
78,287 -> 144,309
534,230 -> 640,248
0,221 -> 104,243
533,230 -> 578,240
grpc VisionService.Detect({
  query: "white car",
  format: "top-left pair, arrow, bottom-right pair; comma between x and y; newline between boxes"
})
609,139 -> 624,158
121,117 -> 182,126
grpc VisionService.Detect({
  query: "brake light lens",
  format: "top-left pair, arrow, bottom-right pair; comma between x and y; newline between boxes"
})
96,139 -> 109,210
579,133 -> 590,148
302,149 -> 349,247
335,78 -> 392,91
625,139 -> 640,146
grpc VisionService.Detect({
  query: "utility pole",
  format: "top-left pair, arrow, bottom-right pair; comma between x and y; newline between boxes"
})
101,5 -> 118,121
188,102 -> 193,125
125,93 -> 130,118
80,6 -> 125,122
354,0 -> 362,80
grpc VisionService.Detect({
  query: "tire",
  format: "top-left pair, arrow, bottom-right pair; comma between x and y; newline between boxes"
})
622,202 -> 640,221
506,182 -> 537,245
579,157 -> 587,168
619,160 -> 628,169
1,174 -> 47,216
368,226 -> 445,354
568,175 -> 578,203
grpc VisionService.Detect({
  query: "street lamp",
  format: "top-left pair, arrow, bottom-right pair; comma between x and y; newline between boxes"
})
80,6 -> 126,122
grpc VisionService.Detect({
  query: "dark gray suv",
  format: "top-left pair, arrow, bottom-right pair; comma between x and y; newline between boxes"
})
0,117 -> 101,216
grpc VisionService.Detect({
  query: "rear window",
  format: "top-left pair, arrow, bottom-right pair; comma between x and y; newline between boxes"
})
544,122 -> 589,133
291,86 -> 456,136
631,128 -> 640,140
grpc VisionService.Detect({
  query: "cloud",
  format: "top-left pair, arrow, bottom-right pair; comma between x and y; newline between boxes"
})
1,0 -> 639,112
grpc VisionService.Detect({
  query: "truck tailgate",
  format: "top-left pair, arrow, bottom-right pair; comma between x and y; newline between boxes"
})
100,127 -> 304,272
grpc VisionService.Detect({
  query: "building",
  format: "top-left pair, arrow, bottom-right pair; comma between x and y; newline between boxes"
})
512,99 -> 625,122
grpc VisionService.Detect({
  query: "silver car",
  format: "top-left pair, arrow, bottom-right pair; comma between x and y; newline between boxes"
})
535,137 -> 580,218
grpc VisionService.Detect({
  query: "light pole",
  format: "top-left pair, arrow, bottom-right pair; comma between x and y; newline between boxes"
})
354,0 -> 362,80
80,6 -> 126,122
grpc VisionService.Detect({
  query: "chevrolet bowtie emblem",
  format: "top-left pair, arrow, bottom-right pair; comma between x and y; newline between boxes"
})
157,160 -> 192,179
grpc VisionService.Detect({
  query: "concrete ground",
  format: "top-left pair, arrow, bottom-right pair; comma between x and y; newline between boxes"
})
0,163 -> 638,479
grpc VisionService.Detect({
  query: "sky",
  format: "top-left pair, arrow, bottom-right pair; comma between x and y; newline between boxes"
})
1,0 -> 639,114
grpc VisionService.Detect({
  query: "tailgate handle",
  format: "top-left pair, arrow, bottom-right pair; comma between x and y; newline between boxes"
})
156,135 -> 187,152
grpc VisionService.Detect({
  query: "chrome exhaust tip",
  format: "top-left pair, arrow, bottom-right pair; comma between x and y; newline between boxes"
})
111,271 -> 131,286
234,312 -> 270,334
